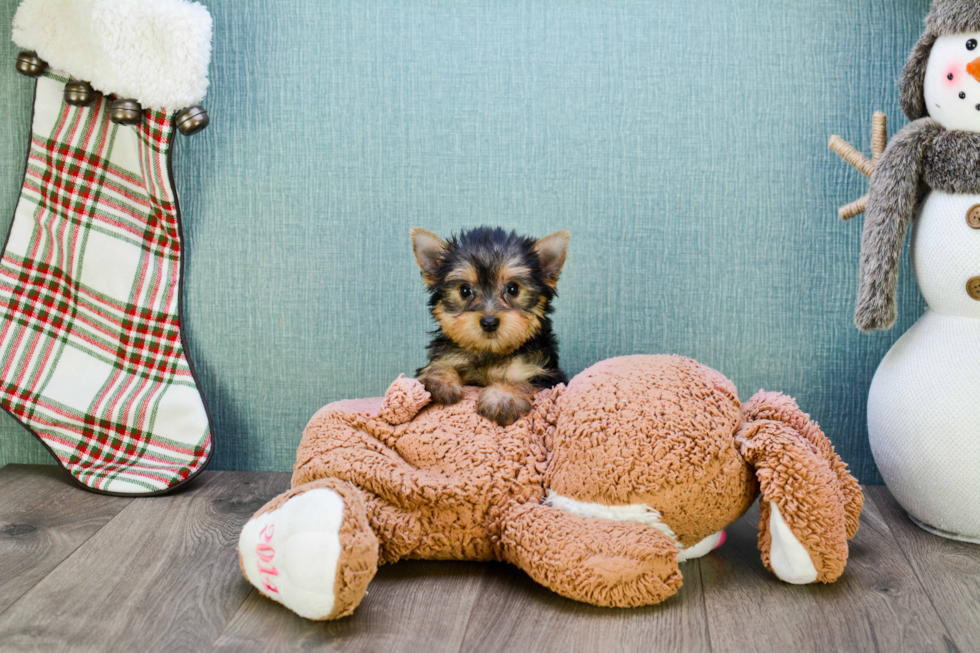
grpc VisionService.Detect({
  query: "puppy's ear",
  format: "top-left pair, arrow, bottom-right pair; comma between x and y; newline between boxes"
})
410,228 -> 448,285
533,230 -> 570,288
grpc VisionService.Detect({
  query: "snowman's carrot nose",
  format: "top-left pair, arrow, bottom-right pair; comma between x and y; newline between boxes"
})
968,57 -> 980,83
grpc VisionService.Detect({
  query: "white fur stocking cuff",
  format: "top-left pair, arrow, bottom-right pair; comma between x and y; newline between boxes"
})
12,0 -> 212,111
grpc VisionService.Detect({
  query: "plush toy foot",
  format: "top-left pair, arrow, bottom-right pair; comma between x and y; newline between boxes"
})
737,393 -> 860,585
741,391 -> 863,540
500,503 -> 684,608
764,502 -> 818,584
238,479 -> 378,620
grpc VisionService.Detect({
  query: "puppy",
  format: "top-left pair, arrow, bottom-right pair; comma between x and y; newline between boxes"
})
411,226 -> 569,426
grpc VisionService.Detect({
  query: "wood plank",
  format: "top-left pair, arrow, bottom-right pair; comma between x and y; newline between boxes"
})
700,496 -> 954,653
3,469 -> 969,653
0,464 -> 132,615
867,486 -> 980,651
0,470 -> 290,653
459,559 -> 710,653
210,560 -> 487,653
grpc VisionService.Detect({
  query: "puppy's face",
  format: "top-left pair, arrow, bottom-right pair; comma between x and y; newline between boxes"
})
410,227 -> 569,355
434,255 -> 546,356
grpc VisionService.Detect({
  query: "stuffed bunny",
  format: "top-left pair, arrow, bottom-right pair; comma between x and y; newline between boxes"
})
237,355 -> 862,620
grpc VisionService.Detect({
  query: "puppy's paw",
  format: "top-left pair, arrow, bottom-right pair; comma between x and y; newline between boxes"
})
419,367 -> 464,405
477,384 -> 533,426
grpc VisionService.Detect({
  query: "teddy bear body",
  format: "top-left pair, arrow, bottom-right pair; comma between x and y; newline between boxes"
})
292,357 -> 757,561
240,355 -> 862,620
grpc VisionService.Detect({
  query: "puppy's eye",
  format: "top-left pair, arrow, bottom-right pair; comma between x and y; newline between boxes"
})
969,39 -> 978,51
506,282 -> 520,297
459,285 -> 472,299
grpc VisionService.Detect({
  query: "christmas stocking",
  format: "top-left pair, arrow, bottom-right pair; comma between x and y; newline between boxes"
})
0,0 -> 215,494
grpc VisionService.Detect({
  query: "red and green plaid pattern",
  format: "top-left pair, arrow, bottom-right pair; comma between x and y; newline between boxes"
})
0,71 -> 212,494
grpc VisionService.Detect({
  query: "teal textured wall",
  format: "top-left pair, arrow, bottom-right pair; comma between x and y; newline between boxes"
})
0,0 -> 934,483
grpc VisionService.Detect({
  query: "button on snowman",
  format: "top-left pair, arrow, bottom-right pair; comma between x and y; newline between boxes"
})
832,0 -> 980,542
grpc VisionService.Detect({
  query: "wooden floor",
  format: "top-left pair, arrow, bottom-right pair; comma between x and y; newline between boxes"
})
0,464 -> 978,652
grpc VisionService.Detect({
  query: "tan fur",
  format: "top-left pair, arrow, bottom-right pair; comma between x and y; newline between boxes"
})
437,351 -> 549,425
500,354 -> 548,384
533,230 -> 570,288
409,227 -> 447,285
433,304 -> 539,355
456,353 -> 549,386
497,263 -> 533,286
241,356 -> 862,618
476,381 -> 535,426
529,295 -> 547,320
445,265 -> 478,286
494,310 -> 541,351
417,363 -> 463,405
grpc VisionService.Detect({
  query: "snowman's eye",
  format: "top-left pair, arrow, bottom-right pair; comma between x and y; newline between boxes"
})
968,39 -> 978,51
962,92 -> 968,99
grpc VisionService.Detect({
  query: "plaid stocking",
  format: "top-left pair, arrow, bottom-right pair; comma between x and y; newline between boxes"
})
2,0 -> 214,494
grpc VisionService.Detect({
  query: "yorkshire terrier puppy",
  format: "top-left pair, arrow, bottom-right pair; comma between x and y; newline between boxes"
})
410,226 -> 569,426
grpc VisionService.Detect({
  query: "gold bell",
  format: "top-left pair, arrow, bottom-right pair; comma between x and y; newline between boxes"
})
64,81 -> 97,107
175,105 -> 209,136
15,51 -> 46,77
110,98 -> 143,125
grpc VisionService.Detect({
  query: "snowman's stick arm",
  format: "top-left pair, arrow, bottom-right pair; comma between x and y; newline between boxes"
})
840,194 -> 869,220
871,112 -> 887,164
829,136 -> 874,178
829,112 -> 890,220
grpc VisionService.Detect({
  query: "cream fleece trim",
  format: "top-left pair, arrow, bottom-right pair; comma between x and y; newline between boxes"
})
12,0 -> 212,111
544,491 -> 722,562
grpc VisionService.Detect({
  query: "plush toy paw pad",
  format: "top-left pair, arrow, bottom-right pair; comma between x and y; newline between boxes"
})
239,489 -> 346,619
767,502 -> 818,584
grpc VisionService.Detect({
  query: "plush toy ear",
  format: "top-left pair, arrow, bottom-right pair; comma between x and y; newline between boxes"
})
533,230 -> 570,288
900,31 -> 938,121
409,228 -> 448,285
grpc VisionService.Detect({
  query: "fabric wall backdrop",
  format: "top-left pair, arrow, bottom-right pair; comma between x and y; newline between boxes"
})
0,0 -> 931,484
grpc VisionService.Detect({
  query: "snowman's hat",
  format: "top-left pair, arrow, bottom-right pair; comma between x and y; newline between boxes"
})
900,0 -> 980,120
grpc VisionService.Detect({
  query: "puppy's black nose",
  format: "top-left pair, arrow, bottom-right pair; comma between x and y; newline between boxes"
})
480,316 -> 500,333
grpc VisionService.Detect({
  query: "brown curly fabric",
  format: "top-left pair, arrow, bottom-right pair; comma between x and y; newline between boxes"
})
240,355 -> 862,618
547,355 -> 757,548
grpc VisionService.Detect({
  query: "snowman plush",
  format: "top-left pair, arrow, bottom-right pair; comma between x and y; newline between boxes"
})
833,0 -> 980,542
